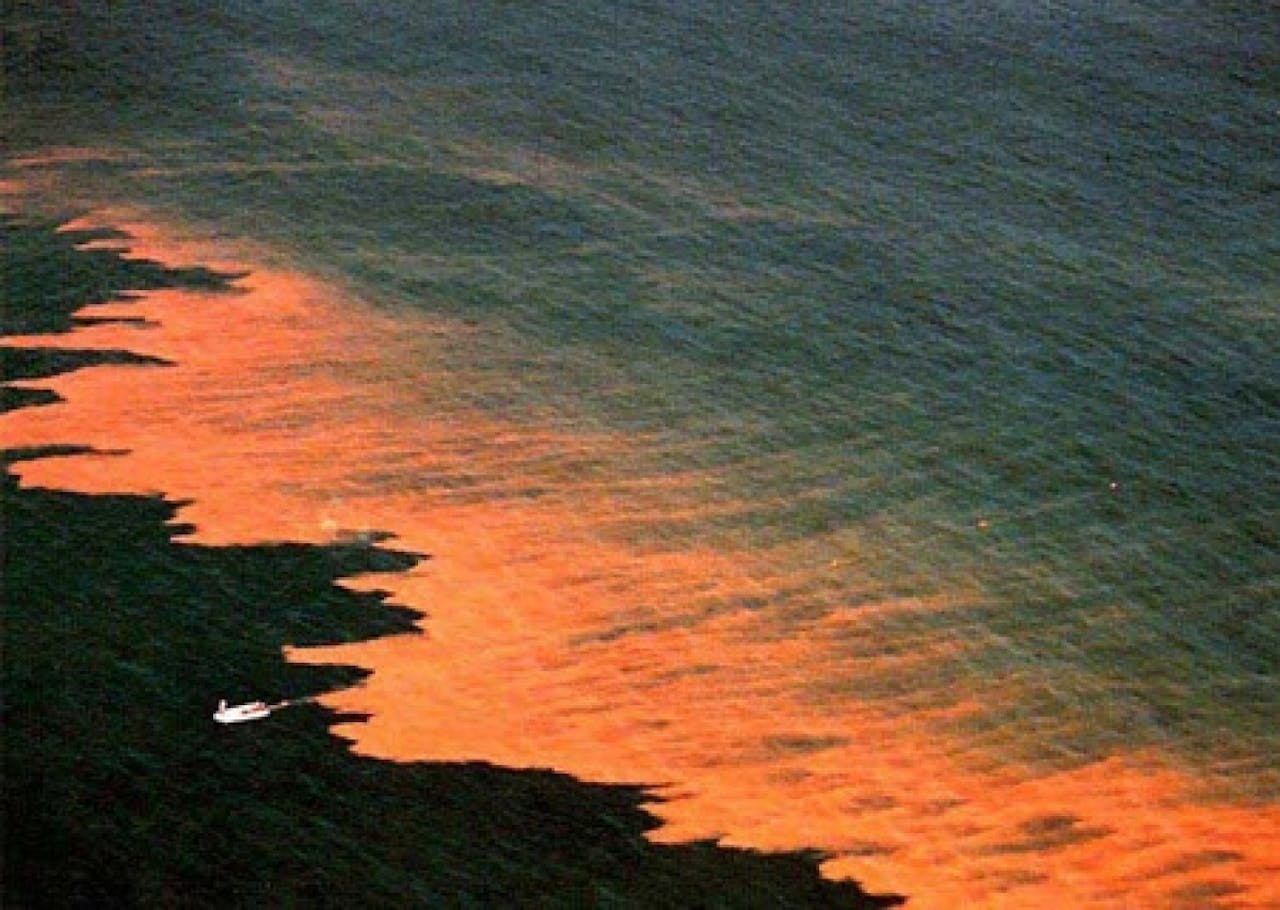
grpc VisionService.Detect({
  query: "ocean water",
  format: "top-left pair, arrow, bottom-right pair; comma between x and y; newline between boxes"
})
4,1 -> 1278,905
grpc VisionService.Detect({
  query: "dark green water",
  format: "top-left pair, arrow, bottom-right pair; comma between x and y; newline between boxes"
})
4,0 -> 1278,898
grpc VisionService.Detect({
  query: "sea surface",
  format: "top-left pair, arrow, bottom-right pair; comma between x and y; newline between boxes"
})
4,1 -> 1278,905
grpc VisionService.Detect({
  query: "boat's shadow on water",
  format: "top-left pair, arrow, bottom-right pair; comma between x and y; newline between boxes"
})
1,217 -> 904,907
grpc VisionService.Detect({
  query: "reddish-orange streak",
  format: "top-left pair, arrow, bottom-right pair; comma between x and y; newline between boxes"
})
4,200 -> 1277,908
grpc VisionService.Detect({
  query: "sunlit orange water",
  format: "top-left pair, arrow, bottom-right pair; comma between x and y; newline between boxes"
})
4,201 -> 1278,908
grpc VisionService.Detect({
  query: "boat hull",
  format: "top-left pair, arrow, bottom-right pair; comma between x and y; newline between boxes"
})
214,703 -> 271,724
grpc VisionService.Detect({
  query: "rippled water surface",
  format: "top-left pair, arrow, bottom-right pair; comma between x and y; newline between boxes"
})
4,2 -> 1278,905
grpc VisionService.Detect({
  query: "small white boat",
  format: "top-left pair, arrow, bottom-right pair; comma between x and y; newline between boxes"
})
214,698 -> 272,724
